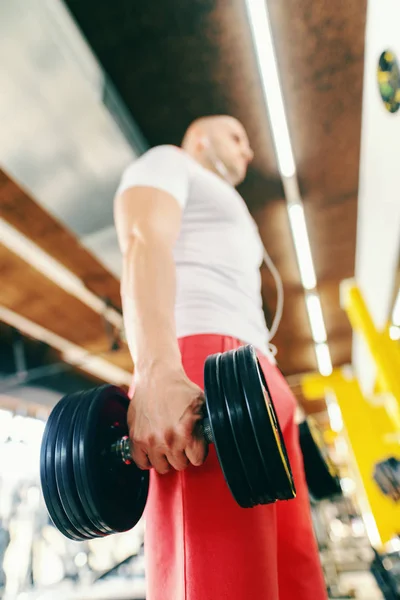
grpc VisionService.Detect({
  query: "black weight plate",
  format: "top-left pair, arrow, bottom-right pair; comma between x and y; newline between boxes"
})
204,354 -> 252,508
215,353 -> 256,506
55,392 -> 104,540
219,351 -> 275,505
75,385 -> 149,534
70,393 -> 110,536
54,395 -> 94,539
72,390 -> 112,534
299,419 -> 342,501
235,346 -> 296,501
83,386 -> 149,533
40,396 -> 84,541
249,350 -> 295,500
72,389 -> 114,535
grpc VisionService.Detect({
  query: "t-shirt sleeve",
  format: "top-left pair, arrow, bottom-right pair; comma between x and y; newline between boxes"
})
116,145 -> 190,209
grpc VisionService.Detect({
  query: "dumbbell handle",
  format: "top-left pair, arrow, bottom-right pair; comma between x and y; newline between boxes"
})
110,417 -> 213,465
202,418 -> 213,443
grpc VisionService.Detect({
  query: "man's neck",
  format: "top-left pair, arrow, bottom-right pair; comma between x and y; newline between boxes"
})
181,147 -> 232,185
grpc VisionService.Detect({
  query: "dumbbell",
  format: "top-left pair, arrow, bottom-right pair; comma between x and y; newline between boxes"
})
299,417 -> 342,501
40,344 -> 296,541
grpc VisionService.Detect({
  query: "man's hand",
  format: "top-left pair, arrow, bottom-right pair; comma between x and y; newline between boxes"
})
127,366 -> 208,474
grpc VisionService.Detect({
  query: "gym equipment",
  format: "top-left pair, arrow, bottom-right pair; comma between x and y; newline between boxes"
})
40,345 -> 296,541
299,418 -> 342,501
370,548 -> 400,600
373,457 -> 400,502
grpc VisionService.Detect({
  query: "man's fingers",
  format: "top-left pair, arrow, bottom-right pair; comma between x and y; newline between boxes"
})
185,438 -> 208,467
146,449 -> 171,475
167,450 -> 190,472
131,413 -> 208,474
131,446 -> 151,470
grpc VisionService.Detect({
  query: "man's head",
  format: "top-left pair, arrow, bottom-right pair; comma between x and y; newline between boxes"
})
181,116 -> 254,187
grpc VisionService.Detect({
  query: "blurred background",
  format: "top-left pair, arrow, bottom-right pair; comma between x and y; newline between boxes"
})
0,0 -> 399,598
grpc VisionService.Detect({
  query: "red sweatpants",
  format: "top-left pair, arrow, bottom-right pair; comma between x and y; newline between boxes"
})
136,335 -> 327,600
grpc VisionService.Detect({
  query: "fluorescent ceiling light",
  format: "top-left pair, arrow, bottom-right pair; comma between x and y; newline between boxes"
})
362,512 -> 381,549
327,401 -> 343,433
0,218 -> 123,330
0,306 -> 131,386
315,342 -> 333,376
389,325 -> 400,340
341,477 -> 356,495
306,292 -> 327,343
244,0 -> 296,178
287,203 -> 317,290
392,290 -> 400,325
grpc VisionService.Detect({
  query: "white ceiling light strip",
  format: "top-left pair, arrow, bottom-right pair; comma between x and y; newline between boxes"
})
0,218 -> 123,330
287,203 -> 317,290
305,292 -> 328,344
243,0 -> 295,178
244,0 -> 332,375
0,306 -> 131,386
315,342 -> 333,376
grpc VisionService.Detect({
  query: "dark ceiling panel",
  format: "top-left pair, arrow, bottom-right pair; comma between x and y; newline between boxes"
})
63,0 -> 279,177
267,0 -> 367,202
264,0 -> 366,374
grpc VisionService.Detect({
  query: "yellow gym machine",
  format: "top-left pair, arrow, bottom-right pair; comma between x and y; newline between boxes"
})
302,280 -> 400,547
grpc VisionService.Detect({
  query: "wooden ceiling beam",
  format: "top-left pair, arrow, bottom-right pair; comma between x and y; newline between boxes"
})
0,169 -> 122,310
0,243 -> 133,382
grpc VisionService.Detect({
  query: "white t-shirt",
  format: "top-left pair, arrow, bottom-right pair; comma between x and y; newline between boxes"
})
117,145 -> 273,359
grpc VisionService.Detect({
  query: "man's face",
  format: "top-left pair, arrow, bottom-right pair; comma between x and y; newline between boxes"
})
207,118 -> 254,186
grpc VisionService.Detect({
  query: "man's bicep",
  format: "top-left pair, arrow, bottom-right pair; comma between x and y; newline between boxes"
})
114,146 -> 189,253
114,186 -> 183,254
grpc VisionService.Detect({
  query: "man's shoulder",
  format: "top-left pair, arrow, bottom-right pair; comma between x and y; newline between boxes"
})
126,144 -> 195,174
121,145 -> 191,178
141,144 -> 187,162
116,145 -> 194,201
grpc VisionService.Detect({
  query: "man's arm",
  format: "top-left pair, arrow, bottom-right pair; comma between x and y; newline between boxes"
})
114,184 -> 207,474
115,185 -> 183,374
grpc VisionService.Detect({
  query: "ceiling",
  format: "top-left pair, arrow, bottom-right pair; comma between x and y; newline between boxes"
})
0,0 -> 369,410
62,0 -> 367,376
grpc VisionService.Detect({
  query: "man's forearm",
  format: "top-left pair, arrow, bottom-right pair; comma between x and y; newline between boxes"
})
121,234 -> 183,376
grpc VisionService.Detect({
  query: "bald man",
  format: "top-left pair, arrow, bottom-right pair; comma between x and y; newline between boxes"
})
114,116 -> 327,600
